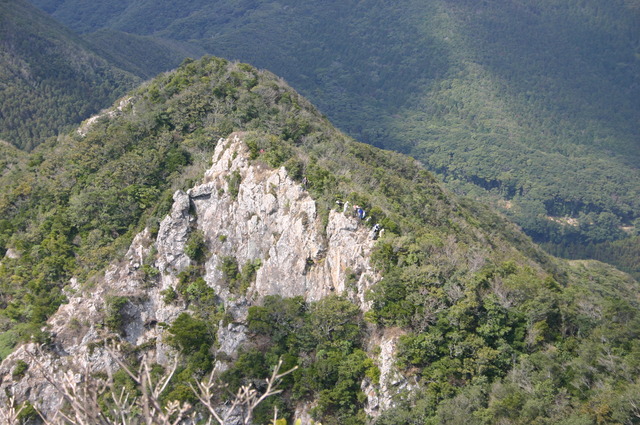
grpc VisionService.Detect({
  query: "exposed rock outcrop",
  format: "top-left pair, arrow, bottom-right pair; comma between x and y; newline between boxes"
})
77,96 -> 133,137
0,133 -> 409,419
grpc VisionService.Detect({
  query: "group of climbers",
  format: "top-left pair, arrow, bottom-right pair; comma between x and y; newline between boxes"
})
335,200 -> 383,240
300,175 -> 382,240
254,156 -> 383,239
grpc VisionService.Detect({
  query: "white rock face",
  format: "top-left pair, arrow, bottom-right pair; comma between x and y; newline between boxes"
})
189,135 -> 378,308
363,329 -> 420,417
0,133 -> 408,418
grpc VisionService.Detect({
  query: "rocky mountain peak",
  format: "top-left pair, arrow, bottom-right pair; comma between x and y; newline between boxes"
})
0,132 -> 400,419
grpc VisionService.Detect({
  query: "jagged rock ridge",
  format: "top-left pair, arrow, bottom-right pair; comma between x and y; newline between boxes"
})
0,133 -> 406,418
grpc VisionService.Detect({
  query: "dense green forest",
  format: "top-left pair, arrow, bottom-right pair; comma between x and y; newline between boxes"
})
0,0 -> 201,151
543,236 -> 640,281
83,29 -> 206,80
1,57 -> 640,424
0,141 -> 27,175
26,0 -> 640,255
0,0 -> 141,150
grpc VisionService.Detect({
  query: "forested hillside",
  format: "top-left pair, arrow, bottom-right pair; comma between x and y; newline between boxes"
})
0,140 -> 26,175
27,0 -> 640,259
83,29 -> 206,80
0,0 -> 141,150
1,57 -> 640,424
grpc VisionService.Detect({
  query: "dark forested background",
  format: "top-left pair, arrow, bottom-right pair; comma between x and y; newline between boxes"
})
18,0 -> 640,275
0,0 -> 140,150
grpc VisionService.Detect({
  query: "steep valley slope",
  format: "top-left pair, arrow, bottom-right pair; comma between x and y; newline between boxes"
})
0,0 -> 201,152
0,0 -> 142,151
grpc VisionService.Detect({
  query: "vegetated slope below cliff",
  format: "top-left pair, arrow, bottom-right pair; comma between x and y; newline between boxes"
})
0,141 -> 27,177
0,57 -> 639,424
0,0 -> 139,150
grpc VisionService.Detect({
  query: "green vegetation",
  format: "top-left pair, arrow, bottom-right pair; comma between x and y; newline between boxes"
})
226,170 -> 242,200
15,400 -> 38,422
11,359 -> 29,379
363,225 -> 640,424
29,0 -> 640,265
173,266 -> 218,318
83,29 -> 206,80
219,256 -> 262,294
184,229 -> 208,263
0,142 -> 27,179
543,235 -> 640,281
0,0 -> 139,150
0,55 -> 638,423
104,295 -> 130,335
167,312 -> 213,354
226,295 -> 369,425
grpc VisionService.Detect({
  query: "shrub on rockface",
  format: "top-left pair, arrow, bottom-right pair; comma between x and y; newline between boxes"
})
104,296 -> 130,335
185,229 -> 207,263
167,313 -> 212,354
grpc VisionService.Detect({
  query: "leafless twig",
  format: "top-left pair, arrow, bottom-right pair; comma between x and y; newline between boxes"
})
192,358 -> 298,425
6,345 -> 298,425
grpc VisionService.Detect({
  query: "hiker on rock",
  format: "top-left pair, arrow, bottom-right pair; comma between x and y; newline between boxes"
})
370,223 -> 382,239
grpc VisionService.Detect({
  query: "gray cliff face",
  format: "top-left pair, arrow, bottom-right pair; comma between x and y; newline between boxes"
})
0,133 -> 408,419
188,134 -> 378,307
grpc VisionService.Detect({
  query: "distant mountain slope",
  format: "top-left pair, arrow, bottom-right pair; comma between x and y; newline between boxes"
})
83,29 -> 206,80
1,56 -> 639,424
0,0 -> 139,150
27,0 -> 640,255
